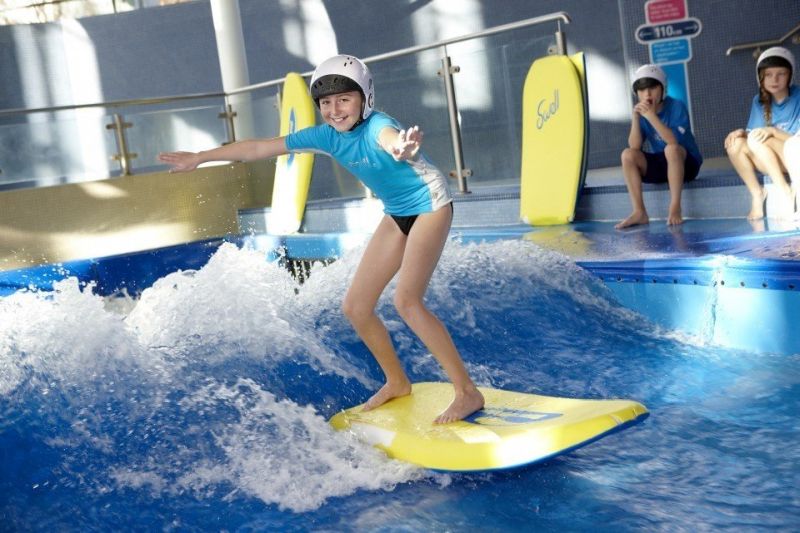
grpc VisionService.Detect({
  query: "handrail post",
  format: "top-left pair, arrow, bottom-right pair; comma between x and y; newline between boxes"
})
106,113 -> 137,176
439,45 -> 471,194
555,20 -> 567,55
219,100 -> 238,144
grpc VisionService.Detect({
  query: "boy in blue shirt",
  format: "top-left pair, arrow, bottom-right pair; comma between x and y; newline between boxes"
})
725,46 -> 800,219
616,64 -> 703,229
159,55 -> 484,424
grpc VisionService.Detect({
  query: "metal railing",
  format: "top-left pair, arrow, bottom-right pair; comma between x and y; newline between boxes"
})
231,12 -> 571,193
726,22 -> 800,57
0,11 -> 570,193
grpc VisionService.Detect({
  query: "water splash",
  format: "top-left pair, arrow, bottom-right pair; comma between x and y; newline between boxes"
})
3,237 -> 779,523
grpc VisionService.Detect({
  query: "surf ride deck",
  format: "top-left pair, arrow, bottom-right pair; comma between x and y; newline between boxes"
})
330,382 -> 648,472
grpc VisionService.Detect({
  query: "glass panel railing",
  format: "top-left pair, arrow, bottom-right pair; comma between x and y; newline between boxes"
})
0,12 -> 570,197
0,101 -> 231,187
0,110 -> 115,188
235,90 -> 281,140
124,104 -> 229,174
447,34 -> 553,188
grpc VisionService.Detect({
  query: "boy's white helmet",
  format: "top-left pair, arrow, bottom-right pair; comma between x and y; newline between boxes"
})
632,64 -> 668,96
756,46 -> 795,84
310,55 -> 374,120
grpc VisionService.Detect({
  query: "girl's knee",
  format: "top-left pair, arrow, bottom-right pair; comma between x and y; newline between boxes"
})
341,296 -> 372,325
746,136 -> 770,155
393,292 -> 423,323
726,137 -> 746,157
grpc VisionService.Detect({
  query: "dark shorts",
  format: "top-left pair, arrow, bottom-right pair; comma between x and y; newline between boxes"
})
642,151 -> 702,184
390,202 -> 453,236
391,213 -> 419,236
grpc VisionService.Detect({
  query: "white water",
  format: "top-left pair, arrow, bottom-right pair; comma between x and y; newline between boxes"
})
0,239 -> 656,512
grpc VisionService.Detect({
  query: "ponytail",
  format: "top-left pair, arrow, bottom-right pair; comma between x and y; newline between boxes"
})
758,72 -> 774,126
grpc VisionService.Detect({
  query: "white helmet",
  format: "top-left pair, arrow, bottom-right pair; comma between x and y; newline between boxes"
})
632,64 -> 667,100
756,46 -> 795,84
310,55 -> 374,120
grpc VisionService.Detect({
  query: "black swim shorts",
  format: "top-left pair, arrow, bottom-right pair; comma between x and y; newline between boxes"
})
390,203 -> 454,236
642,152 -> 701,184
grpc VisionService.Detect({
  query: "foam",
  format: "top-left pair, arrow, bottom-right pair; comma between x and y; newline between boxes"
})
0,238 -> 675,512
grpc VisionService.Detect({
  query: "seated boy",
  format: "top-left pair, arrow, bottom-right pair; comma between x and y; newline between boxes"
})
616,64 -> 703,229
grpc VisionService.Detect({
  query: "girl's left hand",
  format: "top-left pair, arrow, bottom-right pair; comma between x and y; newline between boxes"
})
748,127 -> 772,144
390,126 -> 423,161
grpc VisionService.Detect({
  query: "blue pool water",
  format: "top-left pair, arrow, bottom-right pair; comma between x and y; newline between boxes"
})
1,239 -> 799,531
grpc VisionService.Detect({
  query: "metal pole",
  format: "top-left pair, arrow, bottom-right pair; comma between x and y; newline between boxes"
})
106,113 -> 136,176
440,46 -> 471,193
555,20 -> 567,55
218,101 -> 238,144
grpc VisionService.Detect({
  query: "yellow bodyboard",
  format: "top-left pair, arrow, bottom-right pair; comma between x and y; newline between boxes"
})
269,72 -> 316,234
330,382 -> 648,472
520,53 -> 588,226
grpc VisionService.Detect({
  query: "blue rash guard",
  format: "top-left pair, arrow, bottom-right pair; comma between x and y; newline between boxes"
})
639,96 -> 703,165
284,111 -> 452,216
746,85 -> 800,133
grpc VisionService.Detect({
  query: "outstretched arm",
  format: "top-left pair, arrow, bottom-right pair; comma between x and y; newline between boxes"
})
158,137 -> 288,172
378,125 -> 423,161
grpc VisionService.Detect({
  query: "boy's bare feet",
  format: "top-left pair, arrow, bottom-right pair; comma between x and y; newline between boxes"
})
615,211 -> 649,229
748,189 -> 767,220
667,206 -> 683,226
362,380 -> 412,411
434,386 -> 485,424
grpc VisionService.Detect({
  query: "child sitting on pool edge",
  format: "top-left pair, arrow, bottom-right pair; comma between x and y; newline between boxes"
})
725,46 -> 800,220
158,55 -> 484,424
616,64 -> 703,229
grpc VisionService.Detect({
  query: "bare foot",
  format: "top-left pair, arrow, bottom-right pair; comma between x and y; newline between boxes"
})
747,188 -> 767,220
434,386 -> 485,424
667,206 -> 683,226
362,380 -> 412,412
615,211 -> 649,229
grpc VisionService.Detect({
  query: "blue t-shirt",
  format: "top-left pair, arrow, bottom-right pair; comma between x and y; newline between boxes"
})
746,85 -> 800,133
639,96 -> 703,164
284,112 -> 451,216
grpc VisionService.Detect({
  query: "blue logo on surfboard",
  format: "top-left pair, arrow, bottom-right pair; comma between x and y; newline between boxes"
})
287,108 -> 296,166
465,407 -> 561,426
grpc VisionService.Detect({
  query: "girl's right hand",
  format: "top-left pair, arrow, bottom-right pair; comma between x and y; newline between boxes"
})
157,151 -> 202,172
